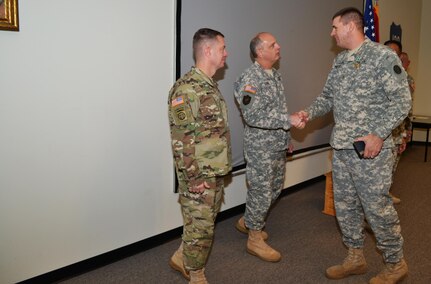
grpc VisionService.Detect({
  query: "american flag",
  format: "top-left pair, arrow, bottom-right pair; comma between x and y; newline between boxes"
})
364,0 -> 379,42
244,85 -> 257,94
172,96 -> 184,107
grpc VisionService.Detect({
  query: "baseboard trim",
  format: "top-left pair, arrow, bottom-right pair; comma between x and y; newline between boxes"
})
410,140 -> 431,146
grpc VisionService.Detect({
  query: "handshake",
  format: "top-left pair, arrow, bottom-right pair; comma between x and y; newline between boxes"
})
289,111 -> 309,129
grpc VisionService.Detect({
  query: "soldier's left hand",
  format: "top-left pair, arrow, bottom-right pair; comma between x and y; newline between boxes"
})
190,181 -> 210,193
355,134 -> 383,159
398,140 -> 407,154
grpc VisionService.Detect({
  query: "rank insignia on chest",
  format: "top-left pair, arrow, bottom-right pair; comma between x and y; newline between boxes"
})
244,85 -> 257,94
353,54 -> 361,69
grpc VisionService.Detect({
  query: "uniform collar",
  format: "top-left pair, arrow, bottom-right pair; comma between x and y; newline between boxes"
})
340,38 -> 371,66
192,66 -> 217,87
253,61 -> 277,79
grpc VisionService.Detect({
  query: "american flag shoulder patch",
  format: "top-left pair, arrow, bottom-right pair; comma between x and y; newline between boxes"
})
171,96 -> 184,107
244,85 -> 257,94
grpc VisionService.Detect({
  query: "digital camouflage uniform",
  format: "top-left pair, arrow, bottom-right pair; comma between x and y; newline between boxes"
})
305,38 -> 411,263
168,67 -> 232,270
234,61 -> 291,231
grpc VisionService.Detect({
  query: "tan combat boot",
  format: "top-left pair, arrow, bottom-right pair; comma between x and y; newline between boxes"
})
189,268 -> 208,284
169,243 -> 190,280
326,248 -> 368,279
236,216 -> 268,240
389,193 -> 401,204
369,259 -> 408,284
247,230 -> 281,262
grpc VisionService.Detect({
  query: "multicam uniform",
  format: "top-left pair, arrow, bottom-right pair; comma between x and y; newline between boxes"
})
234,61 -> 291,231
391,73 -> 414,175
168,66 -> 232,270
305,38 -> 411,263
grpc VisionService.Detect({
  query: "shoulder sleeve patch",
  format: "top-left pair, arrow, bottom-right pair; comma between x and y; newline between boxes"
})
384,56 -> 405,78
243,95 -> 251,105
172,105 -> 194,125
170,95 -> 195,126
393,65 -> 402,74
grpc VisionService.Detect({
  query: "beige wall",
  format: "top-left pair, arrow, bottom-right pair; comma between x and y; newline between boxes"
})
416,1 -> 431,116
0,1 -> 177,283
379,0 -> 422,80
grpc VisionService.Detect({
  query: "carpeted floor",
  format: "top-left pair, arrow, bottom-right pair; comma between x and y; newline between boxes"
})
59,144 -> 431,284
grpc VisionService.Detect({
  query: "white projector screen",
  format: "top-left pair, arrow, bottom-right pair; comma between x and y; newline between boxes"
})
178,0 -> 362,168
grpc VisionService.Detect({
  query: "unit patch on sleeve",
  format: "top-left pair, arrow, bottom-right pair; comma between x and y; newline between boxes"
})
243,95 -> 251,105
171,95 -> 194,125
393,65 -> 402,74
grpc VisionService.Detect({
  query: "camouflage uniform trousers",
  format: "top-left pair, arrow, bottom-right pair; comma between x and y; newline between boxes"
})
244,148 -> 286,231
332,149 -> 404,263
178,174 -> 224,270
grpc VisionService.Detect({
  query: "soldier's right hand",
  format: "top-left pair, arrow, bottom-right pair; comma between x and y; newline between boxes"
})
189,181 -> 210,194
290,111 -> 308,129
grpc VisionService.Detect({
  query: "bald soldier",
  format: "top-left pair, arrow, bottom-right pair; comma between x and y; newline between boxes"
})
234,32 -> 303,263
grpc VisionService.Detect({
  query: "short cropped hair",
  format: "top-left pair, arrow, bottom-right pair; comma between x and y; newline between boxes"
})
384,40 -> 403,53
333,7 -> 364,31
192,28 -> 224,58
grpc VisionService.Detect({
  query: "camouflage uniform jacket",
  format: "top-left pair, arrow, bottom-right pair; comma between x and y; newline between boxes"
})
234,62 -> 291,152
168,67 -> 232,186
305,38 -> 411,149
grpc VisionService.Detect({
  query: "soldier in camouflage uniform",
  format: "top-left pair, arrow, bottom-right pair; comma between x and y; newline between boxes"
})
384,42 -> 414,205
400,51 -> 415,141
389,51 -> 415,202
233,32 -> 303,263
168,28 -> 232,284
297,8 -> 411,283
400,52 -> 415,97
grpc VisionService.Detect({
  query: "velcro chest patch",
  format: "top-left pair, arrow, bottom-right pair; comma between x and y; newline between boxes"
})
243,85 -> 257,105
